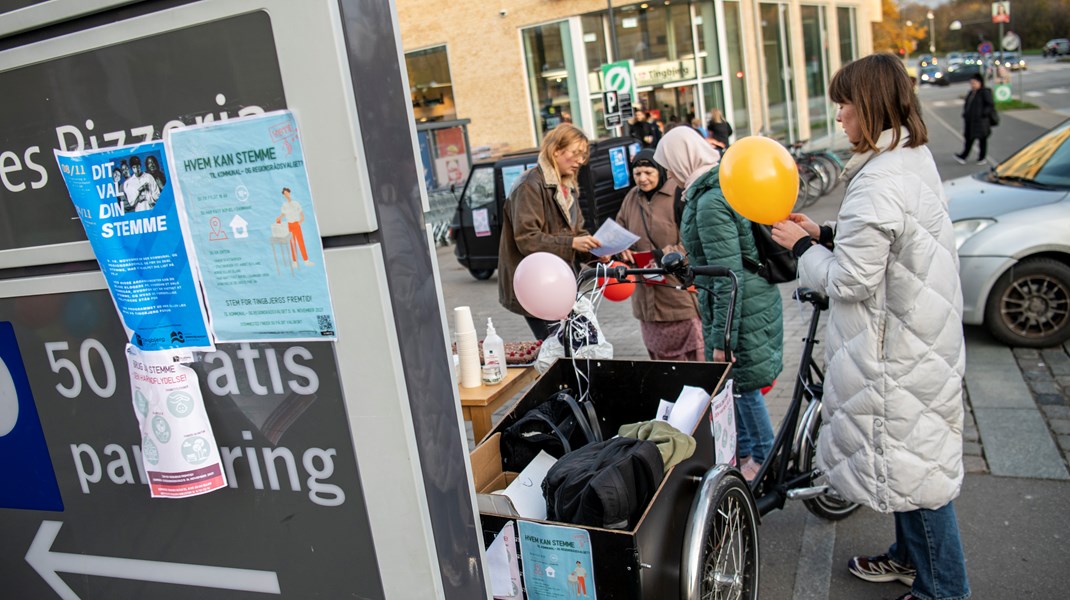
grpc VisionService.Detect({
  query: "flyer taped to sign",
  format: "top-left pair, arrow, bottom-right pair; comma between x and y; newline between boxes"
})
126,344 -> 227,498
54,142 -> 213,352
167,110 -> 337,343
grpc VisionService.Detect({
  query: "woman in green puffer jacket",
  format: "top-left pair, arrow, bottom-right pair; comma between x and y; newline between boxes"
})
654,128 -> 784,480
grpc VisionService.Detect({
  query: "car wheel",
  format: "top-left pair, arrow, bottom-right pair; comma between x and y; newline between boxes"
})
469,268 -> 494,280
984,258 -> 1070,347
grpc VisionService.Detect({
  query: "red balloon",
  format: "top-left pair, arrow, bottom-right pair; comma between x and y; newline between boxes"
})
597,261 -> 636,302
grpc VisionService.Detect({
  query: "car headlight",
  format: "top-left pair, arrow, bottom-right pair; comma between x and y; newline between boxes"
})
953,219 -> 995,250
935,72 -> 943,78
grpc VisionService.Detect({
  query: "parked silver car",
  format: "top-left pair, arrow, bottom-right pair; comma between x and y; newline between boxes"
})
945,120 -> 1070,347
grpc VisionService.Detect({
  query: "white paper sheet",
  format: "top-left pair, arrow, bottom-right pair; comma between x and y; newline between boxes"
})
499,450 -> 557,520
656,399 -> 675,422
487,522 -> 522,599
667,384 -> 712,435
590,218 -> 641,257
710,380 -> 737,466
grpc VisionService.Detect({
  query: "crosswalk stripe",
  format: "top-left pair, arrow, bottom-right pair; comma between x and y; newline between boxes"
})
1025,91 -> 1045,97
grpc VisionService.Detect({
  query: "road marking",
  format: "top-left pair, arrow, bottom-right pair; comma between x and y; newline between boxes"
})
792,512 -> 837,600
1025,91 -> 1045,97
1050,88 -> 1069,94
25,521 -> 282,599
931,101 -> 951,107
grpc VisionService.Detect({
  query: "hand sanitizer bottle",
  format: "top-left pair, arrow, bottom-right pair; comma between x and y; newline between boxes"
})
481,318 -> 505,385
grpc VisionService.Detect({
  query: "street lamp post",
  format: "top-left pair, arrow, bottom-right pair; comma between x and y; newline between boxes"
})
928,11 -> 936,55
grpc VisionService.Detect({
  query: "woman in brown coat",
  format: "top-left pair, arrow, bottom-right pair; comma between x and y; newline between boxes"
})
614,149 -> 704,361
498,124 -> 603,339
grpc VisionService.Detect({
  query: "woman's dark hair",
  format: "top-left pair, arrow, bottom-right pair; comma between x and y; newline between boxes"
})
829,53 -> 927,153
970,72 -> 985,86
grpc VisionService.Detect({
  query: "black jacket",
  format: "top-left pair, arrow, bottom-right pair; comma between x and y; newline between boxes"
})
963,87 -> 995,139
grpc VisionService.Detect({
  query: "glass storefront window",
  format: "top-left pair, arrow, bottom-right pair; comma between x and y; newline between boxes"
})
723,1 -> 749,134
761,2 -> 797,142
801,5 -> 831,140
582,14 -> 609,75
838,6 -> 857,64
406,45 -> 456,122
612,3 -> 696,90
523,21 -> 582,140
695,1 -> 722,77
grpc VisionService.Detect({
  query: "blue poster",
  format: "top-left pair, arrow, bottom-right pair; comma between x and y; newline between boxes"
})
609,146 -> 629,190
55,142 -> 213,351
168,111 -> 337,342
518,520 -> 597,600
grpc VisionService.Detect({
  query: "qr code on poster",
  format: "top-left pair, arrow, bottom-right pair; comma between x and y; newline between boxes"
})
317,314 -> 335,336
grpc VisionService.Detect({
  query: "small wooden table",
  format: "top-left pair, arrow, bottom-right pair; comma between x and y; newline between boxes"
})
459,367 -> 539,442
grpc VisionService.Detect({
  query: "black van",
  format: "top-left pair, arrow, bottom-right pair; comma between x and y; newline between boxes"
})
450,137 -> 640,280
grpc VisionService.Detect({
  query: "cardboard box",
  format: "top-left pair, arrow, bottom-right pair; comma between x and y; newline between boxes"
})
470,433 -> 521,517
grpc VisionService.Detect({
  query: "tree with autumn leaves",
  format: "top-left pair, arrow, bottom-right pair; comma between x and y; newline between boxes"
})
873,0 -> 929,57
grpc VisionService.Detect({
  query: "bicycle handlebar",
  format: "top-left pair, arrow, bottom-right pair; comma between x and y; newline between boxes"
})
577,252 -> 738,363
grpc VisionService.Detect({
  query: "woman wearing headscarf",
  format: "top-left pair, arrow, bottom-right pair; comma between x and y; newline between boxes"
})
655,128 -> 783,481
772,53 -> 969,600
498,123 -> 604,339
614,149 -> 704,361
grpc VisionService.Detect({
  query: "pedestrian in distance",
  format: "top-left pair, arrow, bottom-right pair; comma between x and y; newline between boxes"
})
706,107 -> 734,152
771,52 -> 970,600
614,148 -> 705,362
954,72 -> 996,165
498,123 -> 606,340
654,127 -> 782,482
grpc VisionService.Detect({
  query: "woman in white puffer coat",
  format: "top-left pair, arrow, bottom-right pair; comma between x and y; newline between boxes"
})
772,53 -> 969,600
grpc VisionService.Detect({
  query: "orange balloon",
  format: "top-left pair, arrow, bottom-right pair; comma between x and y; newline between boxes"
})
719,136 -> 799,225
597,261 -> 636,302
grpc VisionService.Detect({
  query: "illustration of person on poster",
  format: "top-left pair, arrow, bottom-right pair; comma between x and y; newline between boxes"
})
54,141 -> 213,352
277,187 -> 311,267
168,110 -> 337,342
517,520 -> 597,600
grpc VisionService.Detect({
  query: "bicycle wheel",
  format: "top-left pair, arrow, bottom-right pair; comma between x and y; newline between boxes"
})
806,154 -> 839,195
796,403 -> 860,521
797,164 -> 826,209
681,466 -> 760,600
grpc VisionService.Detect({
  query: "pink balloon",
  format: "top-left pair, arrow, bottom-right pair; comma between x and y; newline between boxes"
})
513,252 -> 577,321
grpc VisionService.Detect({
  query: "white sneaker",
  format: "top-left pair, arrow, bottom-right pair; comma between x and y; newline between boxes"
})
953,154 -> 966,165
304,260 -> 314,266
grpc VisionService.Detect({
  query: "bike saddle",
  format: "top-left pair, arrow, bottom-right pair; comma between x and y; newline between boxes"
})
793,287 -> 829,310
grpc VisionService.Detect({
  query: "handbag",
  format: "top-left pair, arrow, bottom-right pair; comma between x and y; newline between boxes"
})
989,109 -> 1000,127
500,389 -> 602,470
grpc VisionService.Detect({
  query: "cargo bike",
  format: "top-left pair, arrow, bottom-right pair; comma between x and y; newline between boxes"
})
473,255 -> 858,599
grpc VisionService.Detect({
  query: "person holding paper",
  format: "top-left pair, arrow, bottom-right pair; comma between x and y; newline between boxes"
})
499,123 -> 607,339
655,127 -> 783,482
614,149 -> 704,361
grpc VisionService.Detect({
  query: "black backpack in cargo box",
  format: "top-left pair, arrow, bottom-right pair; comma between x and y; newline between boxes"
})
542,437 -> 664,530
450,136 -> 640,280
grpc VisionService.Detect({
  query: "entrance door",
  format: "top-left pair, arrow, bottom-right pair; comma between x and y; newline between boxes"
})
637,85 -> 696,129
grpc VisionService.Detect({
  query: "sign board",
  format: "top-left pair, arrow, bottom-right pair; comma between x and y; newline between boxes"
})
618,92 -> 634,120
994,83 -> 1013,102
978,41 -> 994,55
992,1 -> 1010,24
1003,31 -> 1021,51
600,60 -> 636,103
603,90 -> 621,129
0,279 -> 386,598
0,1 -> 376,271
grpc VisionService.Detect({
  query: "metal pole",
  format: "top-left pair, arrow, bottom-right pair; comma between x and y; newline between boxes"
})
607,0 -> 620,60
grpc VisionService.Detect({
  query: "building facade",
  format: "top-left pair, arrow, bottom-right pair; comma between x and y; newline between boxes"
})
397,0 -> 880,154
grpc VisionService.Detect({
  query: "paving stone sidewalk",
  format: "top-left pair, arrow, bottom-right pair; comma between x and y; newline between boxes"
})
1013,343 -> 1070,468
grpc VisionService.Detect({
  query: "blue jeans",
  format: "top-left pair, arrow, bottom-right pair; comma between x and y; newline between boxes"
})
888,502 -> 971,600
734,388 -> 774,464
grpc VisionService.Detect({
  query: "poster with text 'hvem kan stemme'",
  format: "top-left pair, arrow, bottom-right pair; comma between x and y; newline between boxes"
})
168,110 -> 336,342
54,142 -> 213,352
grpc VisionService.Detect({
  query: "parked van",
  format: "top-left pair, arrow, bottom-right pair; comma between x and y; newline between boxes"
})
450,137 -> 639,280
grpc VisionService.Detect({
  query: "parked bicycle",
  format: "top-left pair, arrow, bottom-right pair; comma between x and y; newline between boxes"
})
786,140 -> 845,210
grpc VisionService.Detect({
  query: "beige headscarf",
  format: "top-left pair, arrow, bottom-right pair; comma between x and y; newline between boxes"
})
654,127 -> 721,193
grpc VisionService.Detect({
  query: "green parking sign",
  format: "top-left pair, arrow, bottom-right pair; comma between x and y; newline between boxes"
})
601,60 -> 636,100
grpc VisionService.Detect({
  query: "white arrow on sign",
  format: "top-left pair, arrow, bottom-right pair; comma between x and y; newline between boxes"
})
26,521 -> 281,599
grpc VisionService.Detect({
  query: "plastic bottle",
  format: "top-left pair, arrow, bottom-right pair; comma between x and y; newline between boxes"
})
481,318 -> 505,385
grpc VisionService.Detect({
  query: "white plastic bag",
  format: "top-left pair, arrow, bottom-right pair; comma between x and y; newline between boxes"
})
535,297 -> 613,373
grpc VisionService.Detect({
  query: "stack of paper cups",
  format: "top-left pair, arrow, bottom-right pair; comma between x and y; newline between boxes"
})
454,306 -> 481,388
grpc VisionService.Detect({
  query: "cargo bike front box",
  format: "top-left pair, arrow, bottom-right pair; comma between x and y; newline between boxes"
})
472,358 -> 733,599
